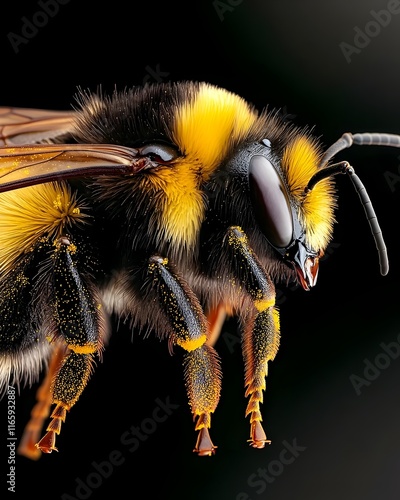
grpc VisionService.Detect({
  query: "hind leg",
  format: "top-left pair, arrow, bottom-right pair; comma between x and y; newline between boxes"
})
35,237 -> 106,454
17,346 -> 65,459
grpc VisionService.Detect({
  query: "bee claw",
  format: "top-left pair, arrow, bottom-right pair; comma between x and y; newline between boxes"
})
247,420 -> 271,448
35,431 -> 58,454
193,427 -> 217,456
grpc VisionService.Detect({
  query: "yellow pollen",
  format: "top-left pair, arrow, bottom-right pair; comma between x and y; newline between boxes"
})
68,344 -> 97,354
254,297 -> 276,312
176,334 -> 207,352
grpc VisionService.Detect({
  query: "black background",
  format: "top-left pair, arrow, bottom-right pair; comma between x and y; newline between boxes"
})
1,1 -> 400,499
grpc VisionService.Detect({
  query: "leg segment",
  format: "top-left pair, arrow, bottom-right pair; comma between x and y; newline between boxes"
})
148,256 -> 221,456
243,307 -> 280,447
205,302 -> 233,348
36,237 -> 105,453
17,346 -> 65,459
226,226 -> 280,448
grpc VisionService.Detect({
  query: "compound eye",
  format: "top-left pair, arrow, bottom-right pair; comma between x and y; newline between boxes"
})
249,155 -> 293,248
139,143 -> 178,163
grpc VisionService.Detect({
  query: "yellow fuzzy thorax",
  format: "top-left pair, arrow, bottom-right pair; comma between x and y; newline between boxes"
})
0,182 -> 86,273
174,83 -> 258,176
154,83 -> 258,249
144,166 -> 205,249
281,135 -> 336,251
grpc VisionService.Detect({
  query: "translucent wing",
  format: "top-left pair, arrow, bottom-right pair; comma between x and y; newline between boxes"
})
0,106 -> 160,192
0,107 -> 76,146
0,143 -> 149,193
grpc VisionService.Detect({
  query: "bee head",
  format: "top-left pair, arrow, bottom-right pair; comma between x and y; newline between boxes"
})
225,136 -> 332,290
228,130 -> 389,290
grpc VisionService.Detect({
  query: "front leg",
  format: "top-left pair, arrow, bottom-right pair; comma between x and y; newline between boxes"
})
226,226 -> 280,448
148,256 -> 221,456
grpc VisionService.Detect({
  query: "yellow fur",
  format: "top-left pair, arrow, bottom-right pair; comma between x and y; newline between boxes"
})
174,83 -> 257,177
0,182 -> 86,273
281,136 -> 336,250
146,166 -> 205,250
153,84 -> 258,249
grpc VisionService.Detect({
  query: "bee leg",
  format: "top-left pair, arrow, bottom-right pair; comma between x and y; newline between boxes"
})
226,227 -> 280,448
243,306 -> 280,449
186,344 -> 222,456
205,302 -> 229,347
148,256 -> 222,456
35,237 -> 105,454
17,345 -> 66,459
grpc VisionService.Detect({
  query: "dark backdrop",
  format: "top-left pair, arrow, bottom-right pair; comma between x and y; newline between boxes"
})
1,1 -> 400,499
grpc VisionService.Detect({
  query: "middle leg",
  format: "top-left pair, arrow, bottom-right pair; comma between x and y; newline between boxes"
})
147,256 -> 222,456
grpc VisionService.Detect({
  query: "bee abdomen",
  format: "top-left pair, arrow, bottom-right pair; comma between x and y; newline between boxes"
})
0,267 -> 52,394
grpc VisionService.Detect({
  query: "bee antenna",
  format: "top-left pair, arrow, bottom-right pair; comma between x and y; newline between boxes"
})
305,160 -> 389,276
319,132 -> 400,168
308,131 -> 400,275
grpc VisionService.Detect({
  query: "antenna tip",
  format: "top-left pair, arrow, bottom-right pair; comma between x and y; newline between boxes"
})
380,259 -> 389,276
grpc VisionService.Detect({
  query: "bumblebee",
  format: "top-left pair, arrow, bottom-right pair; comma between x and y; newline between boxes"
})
0,81 -> 398,459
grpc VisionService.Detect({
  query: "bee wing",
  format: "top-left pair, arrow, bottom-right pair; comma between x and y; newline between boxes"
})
0,106 -> 76,146
0,143 -> 146,193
